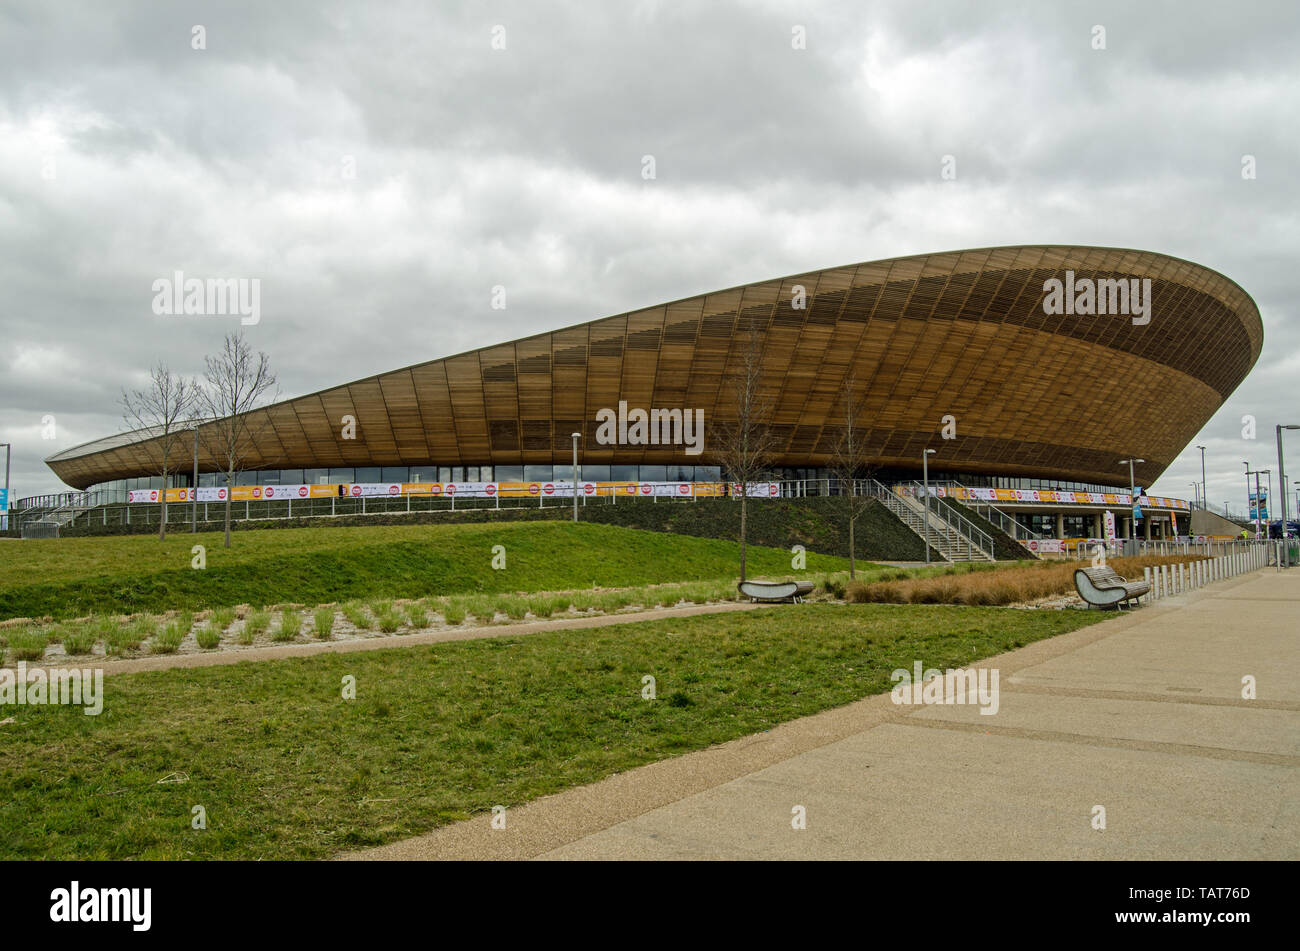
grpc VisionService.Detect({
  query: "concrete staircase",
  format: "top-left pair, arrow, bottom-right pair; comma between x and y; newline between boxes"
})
868,481 -> 996,562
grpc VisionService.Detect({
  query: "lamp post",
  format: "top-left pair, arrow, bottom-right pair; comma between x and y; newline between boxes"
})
1118,458 -> 1144,541
1245,465 -> 1270,538
571,432 -> 580,523
1271,424 -> 1299,550
1196,445 -> 1207,510
922,448 -> 936,564
1244,462 -> 1252,536
1,442 -> 10,533
1190,482 -> 1200,512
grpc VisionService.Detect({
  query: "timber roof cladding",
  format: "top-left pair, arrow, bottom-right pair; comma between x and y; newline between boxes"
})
47,245 -> 1262,492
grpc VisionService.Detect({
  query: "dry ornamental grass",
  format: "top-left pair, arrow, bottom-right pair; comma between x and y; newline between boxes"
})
845,556 -> 1207,607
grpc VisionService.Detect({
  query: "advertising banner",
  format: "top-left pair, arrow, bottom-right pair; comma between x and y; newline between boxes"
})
732,482 -> 780,498
1023,538 -> 1063,553
948,486 -> 1189,511
125,480 -> 792,504
261,484 -> 313,500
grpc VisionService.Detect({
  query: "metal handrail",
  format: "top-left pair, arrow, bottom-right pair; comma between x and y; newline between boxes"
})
943,481 -> 1042,541
903,482 -> 995,560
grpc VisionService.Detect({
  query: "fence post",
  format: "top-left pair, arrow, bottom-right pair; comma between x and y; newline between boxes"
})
1144,566 -> 1152,596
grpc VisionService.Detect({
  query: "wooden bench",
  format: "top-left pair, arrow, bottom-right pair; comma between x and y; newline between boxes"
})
737,580 -> 815,603
1073,565 -> 1150,609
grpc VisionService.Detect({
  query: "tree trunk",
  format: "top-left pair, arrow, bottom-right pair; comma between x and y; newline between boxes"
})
739,491 -> 749,581
158,466 -> 168,541
849,514 -> 856,579
223,472 -> 233,548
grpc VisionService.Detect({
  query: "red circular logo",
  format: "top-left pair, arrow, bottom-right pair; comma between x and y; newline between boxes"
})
769,484 -> 778,496
640,483 -> 652,495
150,491 -> 157,501
388,484 -> 399,495
430,484 -> 442,495
543,483 -> 555,495
447,484 -> 457,495
298,486 -> 308,497
351,485 -> 362,497
486,484 -> 497,496
583,483 -> 595,495
528,483 -> 540,496
678,484 -> 690,495
218,489 -> 227,500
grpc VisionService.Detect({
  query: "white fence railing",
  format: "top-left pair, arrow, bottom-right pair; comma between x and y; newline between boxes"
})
1140,541 -> 1268,600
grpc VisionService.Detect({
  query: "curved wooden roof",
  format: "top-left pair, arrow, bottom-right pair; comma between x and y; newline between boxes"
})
47,245 -> 1262,490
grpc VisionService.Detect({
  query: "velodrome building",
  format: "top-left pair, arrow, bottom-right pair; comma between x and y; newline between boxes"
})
41,245 -> 1260,541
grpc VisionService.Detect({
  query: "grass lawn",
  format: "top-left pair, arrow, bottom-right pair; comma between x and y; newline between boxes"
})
0,603 -> 1108,859
0,521 -> 853,620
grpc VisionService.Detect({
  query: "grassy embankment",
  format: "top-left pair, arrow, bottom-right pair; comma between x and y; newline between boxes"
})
0,521 -> 854,621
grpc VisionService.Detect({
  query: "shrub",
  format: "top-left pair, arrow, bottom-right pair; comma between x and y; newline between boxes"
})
241,610 -> 271,644
342,601 -> 372,631
375,608 -> 403,633
501,598 -> 528,621
313,607 -> 335,640
61,626 -> 96,656
210,607 -> 236,632
195,624 -> 223,650
441,600 -> 467,625
405,603 -> 429,628
273,610 -> 301,641
150,620 -> 187,654
7,629 -> 49,662
528,597 -> 554,618
106,617 -> 150,655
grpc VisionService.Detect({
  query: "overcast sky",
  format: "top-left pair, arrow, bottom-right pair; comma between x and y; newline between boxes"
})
2,0 -> 1297,515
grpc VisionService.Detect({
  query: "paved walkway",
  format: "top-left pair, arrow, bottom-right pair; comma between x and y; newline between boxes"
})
343,568 -> 1299,860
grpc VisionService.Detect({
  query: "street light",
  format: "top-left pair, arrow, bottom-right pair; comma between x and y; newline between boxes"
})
1245,464 -> 1270,538
571,432 -> 581,523
1190,482 -> 1200,511
922,448 -> 936,564
0,442 -> 10,533
1196,445 -> 1207,510
1118,458 -> 1144,541
1277,425 -> 1300,554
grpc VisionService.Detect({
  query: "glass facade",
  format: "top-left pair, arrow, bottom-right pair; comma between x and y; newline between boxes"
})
82,464 -> 1126,502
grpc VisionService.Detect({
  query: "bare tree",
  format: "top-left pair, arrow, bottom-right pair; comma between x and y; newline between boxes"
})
121,363 -> 199,541
828,376 -> 875,579
713,322 -> 779,581
195,333 -> 278,548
